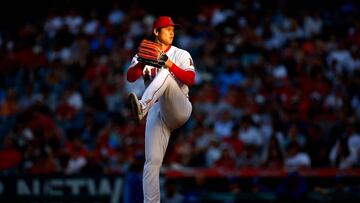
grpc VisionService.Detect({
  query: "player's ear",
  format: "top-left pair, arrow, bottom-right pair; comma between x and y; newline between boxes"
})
153,28 -> 159,36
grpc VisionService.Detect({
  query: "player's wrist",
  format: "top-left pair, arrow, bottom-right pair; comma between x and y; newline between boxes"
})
165,59 -> 172,69
158,53 -> 168,67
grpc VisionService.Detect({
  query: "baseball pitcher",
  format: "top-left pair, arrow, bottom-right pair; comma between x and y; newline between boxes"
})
126,16 -> 196,203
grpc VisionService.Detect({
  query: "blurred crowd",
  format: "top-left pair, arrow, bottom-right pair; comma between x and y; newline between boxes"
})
1,0 -> 360,176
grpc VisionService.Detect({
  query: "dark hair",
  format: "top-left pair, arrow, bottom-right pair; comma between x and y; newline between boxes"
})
149,28 -> 162,41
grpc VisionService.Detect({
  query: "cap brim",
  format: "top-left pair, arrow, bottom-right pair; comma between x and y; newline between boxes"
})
156,24 -> 181,30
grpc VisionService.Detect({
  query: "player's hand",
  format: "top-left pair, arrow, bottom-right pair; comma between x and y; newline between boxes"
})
138,54 -> 168,68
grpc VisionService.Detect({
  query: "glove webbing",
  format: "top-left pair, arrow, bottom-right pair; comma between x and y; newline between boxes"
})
137,40 -> 162,60
138,47 -> 163,61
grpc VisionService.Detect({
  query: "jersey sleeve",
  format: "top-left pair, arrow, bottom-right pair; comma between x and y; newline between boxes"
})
127,55 -> 144,82
129,55 -> 139,69
168,49 -> 196,86
177,50 -> 195,72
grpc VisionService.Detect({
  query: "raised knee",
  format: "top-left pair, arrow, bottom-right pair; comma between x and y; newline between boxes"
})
179,111 -> 190,123
180,106 -> 192,122
171,110 -> 191,130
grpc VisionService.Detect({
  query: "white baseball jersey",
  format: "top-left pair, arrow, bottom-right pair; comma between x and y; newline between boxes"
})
130,45 -> 195,97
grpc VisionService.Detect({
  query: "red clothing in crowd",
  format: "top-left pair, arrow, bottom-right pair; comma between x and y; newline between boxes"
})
0,149 -> 22,170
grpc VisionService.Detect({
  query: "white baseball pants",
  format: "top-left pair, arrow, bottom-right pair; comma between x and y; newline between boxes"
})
140,68 -> 192,203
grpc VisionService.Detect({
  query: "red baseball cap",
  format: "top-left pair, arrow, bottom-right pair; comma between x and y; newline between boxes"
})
152,16 -> 180,30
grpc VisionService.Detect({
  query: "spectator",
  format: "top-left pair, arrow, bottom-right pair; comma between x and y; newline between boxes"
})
237,144 -> 262,168
205,137 -> 222,167
161,179 -> 185,203
64,9 -> 84,35
284,141 -> 311,171
213,108 -> 234,139
63,139 -> 88,174
238,115 -> 263,147
282,123 -> 307,149
214,146 -> 236,169
260,134 -> 285,169
329,137 -> 357,169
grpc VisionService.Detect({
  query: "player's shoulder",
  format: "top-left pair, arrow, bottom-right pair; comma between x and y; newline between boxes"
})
170,45 -> 192,58
169,45 -> 195,70
171,45 -> 189,53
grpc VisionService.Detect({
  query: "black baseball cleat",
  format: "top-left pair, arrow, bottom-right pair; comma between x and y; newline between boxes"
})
128,93 -> 144,123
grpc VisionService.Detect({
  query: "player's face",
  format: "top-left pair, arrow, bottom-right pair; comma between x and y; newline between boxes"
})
158,26 -> 175,45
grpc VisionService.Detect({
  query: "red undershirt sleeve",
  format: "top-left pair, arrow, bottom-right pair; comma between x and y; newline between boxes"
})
127,63 -> 145,82
169,63 -> 195,86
